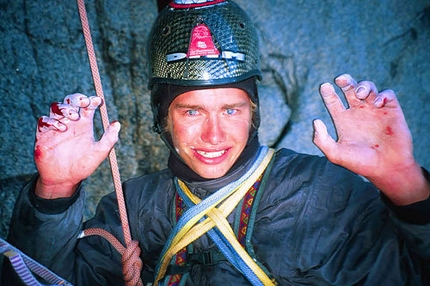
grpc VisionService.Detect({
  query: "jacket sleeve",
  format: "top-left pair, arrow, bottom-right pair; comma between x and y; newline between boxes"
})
381,167 -> 430,261
3,175 -> 126,286
254,151 -> 430,285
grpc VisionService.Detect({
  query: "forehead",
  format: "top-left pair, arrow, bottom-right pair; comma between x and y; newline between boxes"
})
170,88 -> 250,107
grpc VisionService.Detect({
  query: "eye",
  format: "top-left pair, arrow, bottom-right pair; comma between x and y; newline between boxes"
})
225,108 -> 237,115
186,109 -> 199,116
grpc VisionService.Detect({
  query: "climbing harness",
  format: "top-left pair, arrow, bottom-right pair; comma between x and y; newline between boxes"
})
0,237 -> 73,286
153,146 -> 278,286
164,148 -> 276,286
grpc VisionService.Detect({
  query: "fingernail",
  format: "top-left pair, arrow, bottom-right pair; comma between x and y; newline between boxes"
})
335,74 -> 353,90
335,74 -> 348,81
320,83 -> 334,94
355,86 -> 368,99
373,96 -> 384,108
111,120 -> 121,128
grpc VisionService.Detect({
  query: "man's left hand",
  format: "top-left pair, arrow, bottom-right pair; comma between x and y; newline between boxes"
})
313,74 -> 429,205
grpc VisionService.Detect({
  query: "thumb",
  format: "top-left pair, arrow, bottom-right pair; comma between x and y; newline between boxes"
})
312,119 -> 337,158
98,121 -> 121,152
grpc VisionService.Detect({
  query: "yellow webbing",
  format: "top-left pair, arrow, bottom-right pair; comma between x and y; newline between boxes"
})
154,148 -> 276,286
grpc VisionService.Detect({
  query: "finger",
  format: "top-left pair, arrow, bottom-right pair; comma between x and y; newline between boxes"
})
312,119 -> 339,162
373,89 -> 397,108
97,121 -> 121,152
64,93 -> 91,108
355,80 -> 378,100
37,116 -> 67,133
334,74 -> 359,104
86,96 -> 103,110
80,96 -> 103,118
49,102 -> 80,121
319,82 -> 346,116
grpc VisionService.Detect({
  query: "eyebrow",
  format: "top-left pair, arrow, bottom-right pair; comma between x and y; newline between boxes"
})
172,103 -> 203,110
172,100 -> 249,110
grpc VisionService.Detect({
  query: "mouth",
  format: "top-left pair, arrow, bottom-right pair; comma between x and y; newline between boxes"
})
196,149 -> 227,158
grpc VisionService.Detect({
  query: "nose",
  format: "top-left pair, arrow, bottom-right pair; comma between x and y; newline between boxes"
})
201,115 -> 226,145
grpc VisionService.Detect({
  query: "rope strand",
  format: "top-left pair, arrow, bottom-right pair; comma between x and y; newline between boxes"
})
76,1 -> 143,285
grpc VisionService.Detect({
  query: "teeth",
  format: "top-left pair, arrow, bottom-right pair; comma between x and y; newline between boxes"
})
196,150 -> 226,158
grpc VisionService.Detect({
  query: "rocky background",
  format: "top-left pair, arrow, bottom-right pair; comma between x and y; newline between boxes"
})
1,0 -> 429,277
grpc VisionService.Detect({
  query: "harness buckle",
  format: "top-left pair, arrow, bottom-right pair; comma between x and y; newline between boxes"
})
203,251 -> 215,265
189,250 -> 226,266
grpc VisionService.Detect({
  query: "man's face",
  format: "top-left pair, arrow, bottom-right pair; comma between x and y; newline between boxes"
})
167,88 -> 252,179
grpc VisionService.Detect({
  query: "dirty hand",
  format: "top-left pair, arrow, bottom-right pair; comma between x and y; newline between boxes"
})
313,74 -> 429,205
34,93 -> 120,199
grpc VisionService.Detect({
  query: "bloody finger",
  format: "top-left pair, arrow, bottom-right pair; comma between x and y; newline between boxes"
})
49,102 -> 80,121
37,116 -> 67,132
374,89 -> 396,108
64,93 -> 91,108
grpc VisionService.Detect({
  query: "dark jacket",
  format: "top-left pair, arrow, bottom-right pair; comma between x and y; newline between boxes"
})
4,148 -> 430,285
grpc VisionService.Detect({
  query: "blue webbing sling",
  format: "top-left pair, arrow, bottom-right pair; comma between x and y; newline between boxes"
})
0,237 -> 73,286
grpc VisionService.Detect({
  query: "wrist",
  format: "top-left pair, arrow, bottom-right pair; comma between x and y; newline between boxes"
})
382,191 -> 430,224
35,177 -> 79,199
370,163 -> 430,205
29,175 -> 82,214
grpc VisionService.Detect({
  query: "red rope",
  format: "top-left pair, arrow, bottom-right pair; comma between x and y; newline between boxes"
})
83,229 -> 143,286
76,1 -> 143,285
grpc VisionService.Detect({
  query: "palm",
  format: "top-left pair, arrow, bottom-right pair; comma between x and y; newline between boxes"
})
34,94 -> 119,197
36,113 -> 98,185
313,75 -> 414,180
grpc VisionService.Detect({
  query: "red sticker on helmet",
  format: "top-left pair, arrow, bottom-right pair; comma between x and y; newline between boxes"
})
170,0 -> 226,9
187,24 -> 220,58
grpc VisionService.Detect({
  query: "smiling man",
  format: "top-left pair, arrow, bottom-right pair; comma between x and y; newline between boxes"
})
4,0 -> 430,285
167,88 -> 252,179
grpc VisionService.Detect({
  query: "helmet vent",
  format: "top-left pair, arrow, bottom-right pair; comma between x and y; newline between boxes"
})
162,26 -> 171,36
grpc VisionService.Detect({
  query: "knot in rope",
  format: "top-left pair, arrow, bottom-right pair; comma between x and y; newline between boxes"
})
122,240 -> 143,286
80,229 -> 144,285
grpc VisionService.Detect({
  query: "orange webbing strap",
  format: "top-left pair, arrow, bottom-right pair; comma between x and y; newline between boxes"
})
76,0 -> 143,285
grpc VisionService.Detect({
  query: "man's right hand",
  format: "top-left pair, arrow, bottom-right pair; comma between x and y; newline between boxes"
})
34,93 -> 120,199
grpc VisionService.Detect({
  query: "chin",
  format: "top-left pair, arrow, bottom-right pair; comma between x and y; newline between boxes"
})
195,167 -> 230,179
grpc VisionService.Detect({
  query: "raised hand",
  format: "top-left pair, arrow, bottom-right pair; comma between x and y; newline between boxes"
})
34,93 -> 120,199
313,74 -> 429,205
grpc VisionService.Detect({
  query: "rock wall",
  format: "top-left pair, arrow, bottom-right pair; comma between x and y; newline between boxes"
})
1,0 -> 429,273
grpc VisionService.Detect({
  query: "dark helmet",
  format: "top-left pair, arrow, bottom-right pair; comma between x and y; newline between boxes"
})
148,0 -> 262,134
148,0 -> 261,88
